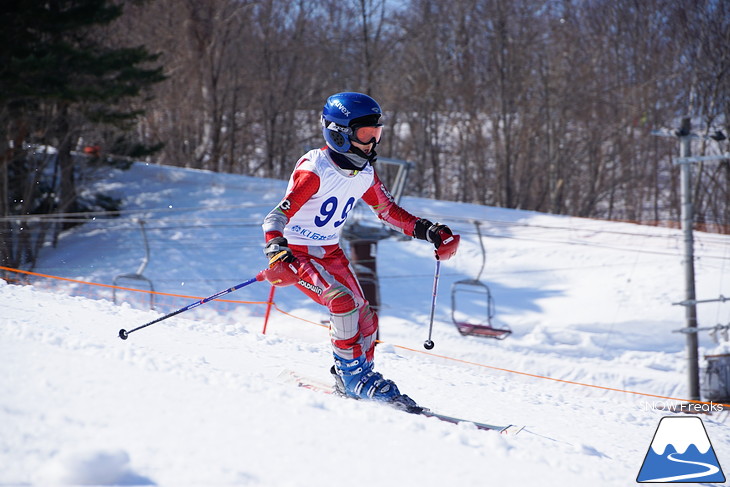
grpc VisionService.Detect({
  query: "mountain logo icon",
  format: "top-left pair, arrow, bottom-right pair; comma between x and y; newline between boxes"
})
637,416 -> 726,483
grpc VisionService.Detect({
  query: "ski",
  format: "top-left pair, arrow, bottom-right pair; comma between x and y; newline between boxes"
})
278,369 -> 524,436
419,409 -> 524,435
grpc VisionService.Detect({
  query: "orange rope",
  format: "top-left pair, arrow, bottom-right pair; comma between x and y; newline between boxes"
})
0,266 -> 267,305
3,265 -> 728,409
389,343 -> 730,408
272,303 -> 328,328
269,304 -> 730,409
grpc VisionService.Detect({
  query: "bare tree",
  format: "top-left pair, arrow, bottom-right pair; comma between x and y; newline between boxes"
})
114,0 -> 729,230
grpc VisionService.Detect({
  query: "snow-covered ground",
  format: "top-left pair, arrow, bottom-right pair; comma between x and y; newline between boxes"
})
2,162 -> 729,486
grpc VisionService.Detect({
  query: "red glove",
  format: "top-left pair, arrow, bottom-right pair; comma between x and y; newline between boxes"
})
413,219 -> 460,261
260,236 -> 299,286
258,260 -> 299,286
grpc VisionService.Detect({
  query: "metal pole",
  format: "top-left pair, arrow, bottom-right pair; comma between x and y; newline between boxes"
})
262,285 -> 276,335
678,127 -> 700,400
655,119 -> 728,401
423,259 -> 441,350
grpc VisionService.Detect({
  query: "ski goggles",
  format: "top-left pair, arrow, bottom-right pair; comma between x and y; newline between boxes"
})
351,125 -> 383,145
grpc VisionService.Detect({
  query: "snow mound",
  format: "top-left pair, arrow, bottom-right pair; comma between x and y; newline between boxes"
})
36,448 -> 154,486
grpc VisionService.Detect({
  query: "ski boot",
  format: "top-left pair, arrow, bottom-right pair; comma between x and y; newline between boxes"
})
330,354 -> 422,413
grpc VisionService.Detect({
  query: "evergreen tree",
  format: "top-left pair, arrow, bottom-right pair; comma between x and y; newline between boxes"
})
0,0 -> 165,269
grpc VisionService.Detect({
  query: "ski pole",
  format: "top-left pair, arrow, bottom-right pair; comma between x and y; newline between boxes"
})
423,259 -> 441,350
119,273 -> 264,340
118,252 -> 297,340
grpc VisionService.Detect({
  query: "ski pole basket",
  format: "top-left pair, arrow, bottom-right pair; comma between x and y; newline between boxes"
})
450,220 -> 511,340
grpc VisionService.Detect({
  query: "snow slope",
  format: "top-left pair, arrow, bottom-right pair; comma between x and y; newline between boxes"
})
2,162 -> 730,486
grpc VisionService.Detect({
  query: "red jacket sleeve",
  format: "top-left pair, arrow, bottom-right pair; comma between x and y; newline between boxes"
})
361,171 -> 419,236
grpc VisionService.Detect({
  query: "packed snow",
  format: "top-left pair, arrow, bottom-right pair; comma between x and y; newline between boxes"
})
2,162 -> 730,486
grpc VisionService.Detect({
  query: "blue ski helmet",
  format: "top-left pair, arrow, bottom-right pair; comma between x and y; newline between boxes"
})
321,92 -> 383,154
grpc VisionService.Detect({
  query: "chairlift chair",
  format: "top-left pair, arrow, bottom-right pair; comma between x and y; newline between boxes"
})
450,221 -> 511,340
113,220 -> 155,310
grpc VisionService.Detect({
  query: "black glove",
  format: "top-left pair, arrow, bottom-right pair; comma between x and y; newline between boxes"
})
413,219 -> 453,248
264,236 -> 295,264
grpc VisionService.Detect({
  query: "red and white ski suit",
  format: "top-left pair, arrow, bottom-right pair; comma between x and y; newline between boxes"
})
263,148 -> 419,361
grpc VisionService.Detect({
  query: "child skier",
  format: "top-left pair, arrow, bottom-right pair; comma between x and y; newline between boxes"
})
262,92 -> 459,409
